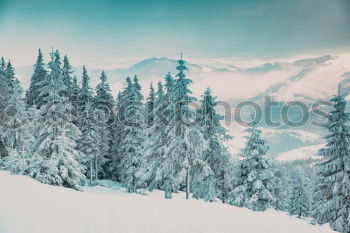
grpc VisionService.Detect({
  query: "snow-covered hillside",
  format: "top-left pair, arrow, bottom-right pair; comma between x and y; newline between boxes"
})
0,171 -> 334,233
277,144 -> 324,162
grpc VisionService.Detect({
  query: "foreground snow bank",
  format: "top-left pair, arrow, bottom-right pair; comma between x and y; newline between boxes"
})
0,171 -> 334,233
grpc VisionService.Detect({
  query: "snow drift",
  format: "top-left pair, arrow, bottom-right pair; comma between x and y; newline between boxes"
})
0,171 -> 334,233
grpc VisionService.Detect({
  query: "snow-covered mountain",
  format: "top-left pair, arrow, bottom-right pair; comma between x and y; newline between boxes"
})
14,51 -> 350,159
276,144 -> 324,162
15,52 -> 350,102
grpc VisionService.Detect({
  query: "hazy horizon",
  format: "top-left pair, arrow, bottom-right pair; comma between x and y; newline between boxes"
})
0,0 -> 349,68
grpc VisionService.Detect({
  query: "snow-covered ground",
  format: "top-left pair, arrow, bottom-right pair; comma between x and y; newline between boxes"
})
0,171 -> 334,233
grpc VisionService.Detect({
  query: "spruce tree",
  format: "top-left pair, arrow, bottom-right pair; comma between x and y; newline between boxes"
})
77,66 -> 93,130
164,72 -> 174,94
313,87 -> 350,232
71,76 -> 80,103
194,88 -> 232,202
62,55 -> 74,99
156,81 -> 164,104
0,63 -> 26,152
146,83 -> 155,127
288,169 -> 311,218
110,78 -> 135,180
117,77 -> 145,192
0,57 -> 9,159
94,71 -> 115,179
141,80 -> 171,195
228,121 -> 281,211
147,58 -> 206,199
27,51 -> 85,190
26,49 -> 48,108
76,66 -> 98,180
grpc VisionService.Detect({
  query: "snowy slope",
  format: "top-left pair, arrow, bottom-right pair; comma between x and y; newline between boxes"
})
0,171 -> 334,233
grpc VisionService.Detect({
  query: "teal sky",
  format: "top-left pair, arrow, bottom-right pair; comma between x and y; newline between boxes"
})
0,0 -> 349,68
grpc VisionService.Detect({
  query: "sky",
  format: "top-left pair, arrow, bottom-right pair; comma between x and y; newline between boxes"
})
0,0 -> 349,68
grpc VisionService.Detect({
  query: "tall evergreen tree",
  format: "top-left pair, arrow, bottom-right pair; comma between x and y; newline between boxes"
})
76,66 -> 98,178
194,88 -> 232,202
110,77 -> 135,180
26,49 -> 48,108
146,83 -> 155,127
156,81 -> 164,104
164,72 -> 174,95
27,50 -> 85,190
1,63 -> 25,152
145,58 -> 207,199
71,76 -> 80,102
313,87 -> 350,233
110,91 -> 122,178
228,121 -> 281,211
0,57 -> 9,159
77,66 -> 93,129
5,61 -> 16,90
94,71 -> 115,179
62,55 -> 74,98
117,77 -> 145,192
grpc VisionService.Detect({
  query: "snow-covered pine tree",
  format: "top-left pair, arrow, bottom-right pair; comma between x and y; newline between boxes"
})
193,88 -> 233,202
110,77 -> 136,180
133,75 -> 142,92
0,56 -> 9,159
152,58 -> 207,199
95,71 -> 115,111
94,71 -> 115,179
71,76 -> 80,104
26,49 -> 48,108
0,58 -> 27,163
109,91 -> 124,181
0,62 -> 27,153
140,80 -> 172,196
156,81 -> 164,104
28,50 -> 85,190
116,77 -> 145,192
288,169 -> 311,218
76,66 -> 101,182
146,82 -> 155,127
164,72 -> 174,94
228,121 -> 281,211
62,55 -> 74,99
76,66 -> 93,129
313,87 -> 350,233
78,104 -> 107,185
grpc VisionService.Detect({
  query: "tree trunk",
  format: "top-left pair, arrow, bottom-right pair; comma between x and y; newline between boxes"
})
186,168 -> 190,200
90,159 -> 93,186
165,190 -> 172,199
95,155 -> 98,183
222,171 -> 226,204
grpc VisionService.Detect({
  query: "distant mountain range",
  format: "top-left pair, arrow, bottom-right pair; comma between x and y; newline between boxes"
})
14,52 -> 350,160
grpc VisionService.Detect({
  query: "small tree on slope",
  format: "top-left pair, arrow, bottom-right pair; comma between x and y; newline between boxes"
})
288,169 -> 311,218
313,87 -> 350,233
228,122 -> 281,211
